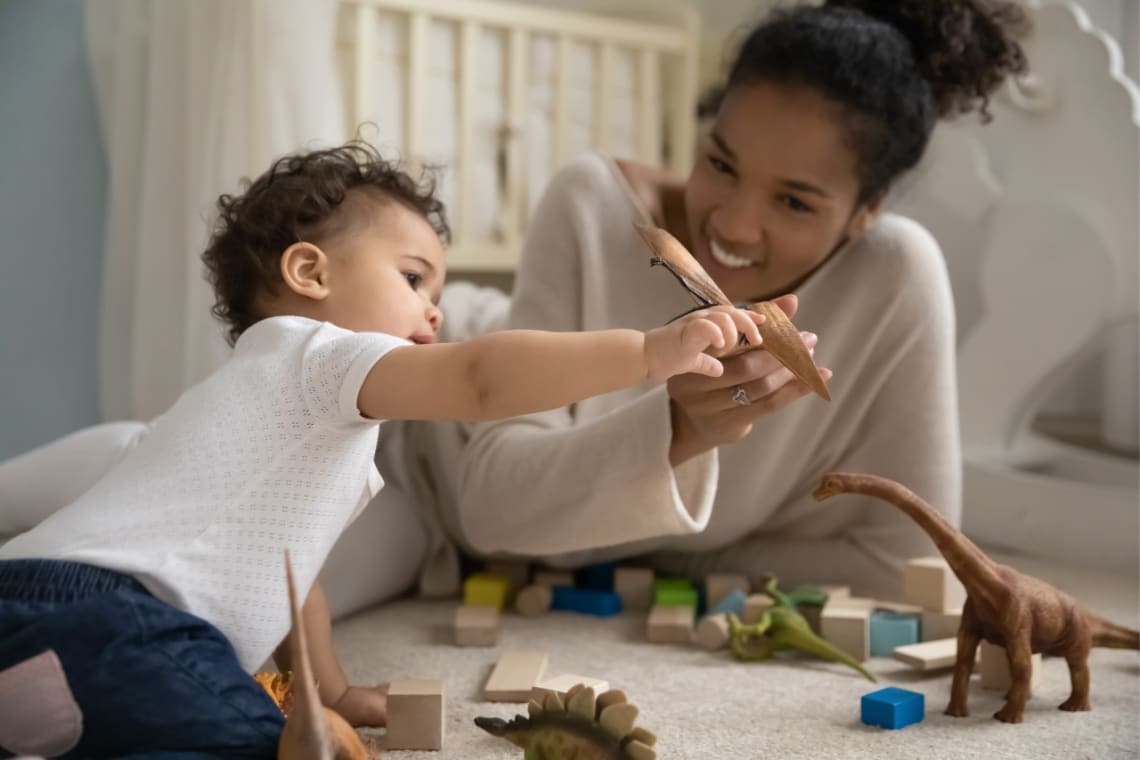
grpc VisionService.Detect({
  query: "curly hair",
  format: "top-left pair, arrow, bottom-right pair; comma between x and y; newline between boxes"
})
699,0 -> 1030,204
201,141 -> 450,345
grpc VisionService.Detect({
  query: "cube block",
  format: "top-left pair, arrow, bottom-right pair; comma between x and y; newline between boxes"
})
861,686 -> 924,730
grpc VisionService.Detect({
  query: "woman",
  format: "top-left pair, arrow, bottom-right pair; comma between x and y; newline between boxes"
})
442,0 -> 1029,598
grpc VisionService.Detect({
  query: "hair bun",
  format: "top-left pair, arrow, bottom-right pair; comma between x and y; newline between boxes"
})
826,0 -> 1031,119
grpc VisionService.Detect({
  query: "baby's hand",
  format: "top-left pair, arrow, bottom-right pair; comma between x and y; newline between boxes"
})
331,683 -> 389,728
644,305 -> 764,382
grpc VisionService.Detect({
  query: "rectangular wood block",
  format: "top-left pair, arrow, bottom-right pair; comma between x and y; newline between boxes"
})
647,605 -> 694,644
978,640 -> 1041,692
821,606 -> 870,662
483,651 -> 549,702
454,604 -> 499,647
531,673 -> 610,703
742,594 -> 773,624
922,608 -> 962,641
704,573 -> 750,609
904,557 -> 967,612
533,570 -> 575,588
386,679 -> 444,750
893,638 -> 958,671
614,567 -> 655,610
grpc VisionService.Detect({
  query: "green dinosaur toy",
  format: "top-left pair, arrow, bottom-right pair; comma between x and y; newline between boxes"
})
475,683 -> 657,760
727,575 -> 876,682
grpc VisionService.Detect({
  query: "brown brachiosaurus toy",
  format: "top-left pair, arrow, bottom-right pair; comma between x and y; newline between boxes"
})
277,552 -> 372,759
813,472 -> 1139,724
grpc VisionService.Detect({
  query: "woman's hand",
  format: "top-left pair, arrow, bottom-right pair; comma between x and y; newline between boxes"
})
666,295 -> 833,465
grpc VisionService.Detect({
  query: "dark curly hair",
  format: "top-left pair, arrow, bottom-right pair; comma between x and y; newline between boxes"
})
699,0 -> 1030,204
202,141 -> 450,345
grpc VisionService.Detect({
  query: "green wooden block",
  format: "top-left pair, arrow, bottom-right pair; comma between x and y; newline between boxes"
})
654,586 -> 698,609
464,573 -> 510,609
653,578 -> 692,594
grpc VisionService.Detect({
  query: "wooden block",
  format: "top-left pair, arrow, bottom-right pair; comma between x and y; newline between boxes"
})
704,573 -> 750,609
978,641 -> 1041,692
893,637 -> 979,671
464,573 -> 510,609
386,679 -> 444,750
454,605 -> 499,647
904,557 -> 967,612
647,605 -> 694,644
484,560 -> 531,602
870,610 -> 920,656
820,584 -> 850,601
654,586 -> 698,609
921,608 -> 962,641
825,596 -> 876,611
533,570 -> 575,588
613,567 -> 655,609
515,584 -> 553,617
742,594 -> 773,623
531,673 -> 610,703
695,612 -> 731,651
821,606 -> 870,662
483,651 -> 548,702
873,600 -> 924,615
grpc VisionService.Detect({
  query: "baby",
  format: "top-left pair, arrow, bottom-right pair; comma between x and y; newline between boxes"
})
0,141 -> 764,757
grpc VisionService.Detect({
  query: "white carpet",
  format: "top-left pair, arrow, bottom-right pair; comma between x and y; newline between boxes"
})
332,549 -> 1140,759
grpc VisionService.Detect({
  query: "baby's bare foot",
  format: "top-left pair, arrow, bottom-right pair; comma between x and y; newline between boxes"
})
331,683 -> 389,728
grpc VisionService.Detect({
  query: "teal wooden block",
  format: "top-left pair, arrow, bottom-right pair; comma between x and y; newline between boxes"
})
870,610 -> 920,657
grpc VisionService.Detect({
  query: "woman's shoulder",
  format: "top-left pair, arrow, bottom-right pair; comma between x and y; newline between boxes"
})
850,212 -> 949,290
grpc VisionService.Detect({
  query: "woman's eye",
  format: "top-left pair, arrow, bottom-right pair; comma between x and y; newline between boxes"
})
781,195 -> 812,213
707,155 -> 735,176
404,272 -> 423,288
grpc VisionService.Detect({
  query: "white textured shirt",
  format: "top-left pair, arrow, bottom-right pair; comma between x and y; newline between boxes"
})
0,316 -> 407,671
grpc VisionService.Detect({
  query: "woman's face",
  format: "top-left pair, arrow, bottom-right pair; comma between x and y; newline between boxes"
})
684,81 -> 882,304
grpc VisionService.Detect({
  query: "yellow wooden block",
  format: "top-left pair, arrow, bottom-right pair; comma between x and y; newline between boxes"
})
464,573 -> 510,609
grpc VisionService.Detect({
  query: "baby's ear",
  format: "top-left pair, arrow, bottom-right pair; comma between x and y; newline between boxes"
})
280,242 -> 330,300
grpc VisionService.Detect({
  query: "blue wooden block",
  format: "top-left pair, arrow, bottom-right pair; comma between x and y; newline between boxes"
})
551,586 -> 622,616
861,687 -> 925,730
869,610 -> 920,657
704,588 -> 746,618
576,562 -> 616,591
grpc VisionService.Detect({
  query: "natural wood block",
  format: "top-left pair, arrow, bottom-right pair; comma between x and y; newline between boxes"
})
872,600 -> 924,615
825,596 -> 876,611
742,594 -> 773,623
821,606 -> 870,662
386,679 -> 444,750
533,570 -> 575,588
904,557 -> 967,612
979,641 -> 1041,692
695,613 -> 731,651
704,574 -> 750,609
454,605 -> 499,647
820,584 -> 850,601
613,567 -> 655,610
464,573 -> 510,609
531,674 -> 610,703
922,608 -> 962,641
483,651 -> 548,702
647,605 -> 694,644
515,584 -> 553,617
893,638 -> 958,671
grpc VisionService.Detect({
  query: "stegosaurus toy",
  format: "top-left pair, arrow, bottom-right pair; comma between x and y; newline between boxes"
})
726,575 -> 876,682
475,683 -> 657,759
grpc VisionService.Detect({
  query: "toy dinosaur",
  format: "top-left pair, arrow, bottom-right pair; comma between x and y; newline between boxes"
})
474,683 -> 657,759
813,472 -> 1140,723
277,551 -> 371,759
633,223 -> 831,400
726,575 -> 876,682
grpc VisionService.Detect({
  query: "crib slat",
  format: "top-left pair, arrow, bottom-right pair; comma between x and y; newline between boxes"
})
353,4 -> 378,135
638,47 -> 660,165
503,28 -> 528,245
459,20 -> 480,244
554,35 -> 572,168
668,12 -> 700,176
594,43 -> 613,151
406,12 -> 429,166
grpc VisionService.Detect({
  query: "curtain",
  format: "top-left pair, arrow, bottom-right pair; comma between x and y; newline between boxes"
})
85,0 -> 347,421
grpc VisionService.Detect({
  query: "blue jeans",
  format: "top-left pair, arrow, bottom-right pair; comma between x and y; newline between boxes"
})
0,560 -> 283,759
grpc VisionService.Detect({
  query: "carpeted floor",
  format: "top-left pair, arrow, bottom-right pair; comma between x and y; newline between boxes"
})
332,549 -> 1140,759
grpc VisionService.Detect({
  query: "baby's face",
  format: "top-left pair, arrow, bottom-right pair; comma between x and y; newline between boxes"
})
322,201 -> 446,342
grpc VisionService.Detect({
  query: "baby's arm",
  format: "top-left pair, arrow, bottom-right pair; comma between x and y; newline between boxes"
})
359,307 -> 764,422
273,580 -> 388,727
